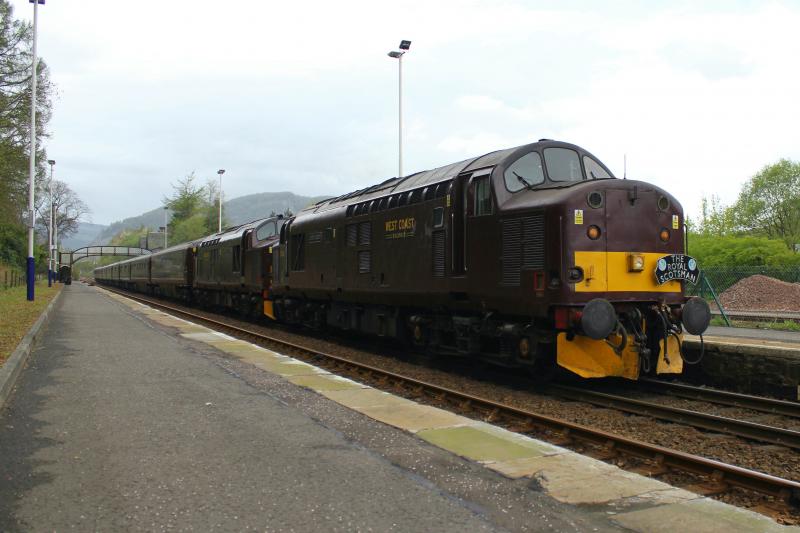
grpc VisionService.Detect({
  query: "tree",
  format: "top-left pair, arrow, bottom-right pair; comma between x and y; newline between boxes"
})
688,234 -> 800,267
730,159 -> 800,249
696,194 -> 734,237
163,172 -> 205,222
0,0 -> 55,269
34,179 -> 90,250
162,172 -> 226,245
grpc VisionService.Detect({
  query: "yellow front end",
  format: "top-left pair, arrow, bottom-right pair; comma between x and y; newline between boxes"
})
557,250 -> 684,379
557,332 -> 682,379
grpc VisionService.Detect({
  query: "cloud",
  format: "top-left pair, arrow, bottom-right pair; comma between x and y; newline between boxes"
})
15,0 -> 800,225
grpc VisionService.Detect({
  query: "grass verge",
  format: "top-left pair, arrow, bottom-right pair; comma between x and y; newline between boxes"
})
0,281 -> 62,366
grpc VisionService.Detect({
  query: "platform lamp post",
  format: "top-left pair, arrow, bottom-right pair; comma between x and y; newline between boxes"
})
387,39 -> 411,179
53,202 -> 59,281
163,206 -> 169,248
26,0 -> 45,301
47,159 -> 55,287
217,169 -> 225,232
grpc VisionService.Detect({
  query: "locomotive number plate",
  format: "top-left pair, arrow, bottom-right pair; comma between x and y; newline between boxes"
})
655,254 -> 699,284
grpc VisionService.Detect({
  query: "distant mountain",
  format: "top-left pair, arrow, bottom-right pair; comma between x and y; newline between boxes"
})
223,191 -> 329,225
90,191 -> 329,245
61,222 -> 108,251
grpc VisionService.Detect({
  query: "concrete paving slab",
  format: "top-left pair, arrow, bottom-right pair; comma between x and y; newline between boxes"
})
288,374 -> 365,391
173,324 -> 212,333
616,487 -> 699,507
180,332 -> 230,342
249,359 -> 325,377
319,387 -> 411,409
526,453 -> 680,505
418,425 -> 558,463
488,454 -> 569,479
611,498 -> 799,532
357,403 -> 468,433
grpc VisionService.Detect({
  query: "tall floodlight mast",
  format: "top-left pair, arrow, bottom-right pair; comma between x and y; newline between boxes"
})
387,39 -> 411,178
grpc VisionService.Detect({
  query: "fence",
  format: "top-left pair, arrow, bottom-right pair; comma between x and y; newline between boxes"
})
686,266 -> 800,298
686,266 -> 800,326
0,264 -> 25,290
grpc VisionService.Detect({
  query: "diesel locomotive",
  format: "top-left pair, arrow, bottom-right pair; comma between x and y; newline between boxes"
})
95,139 -> 710,380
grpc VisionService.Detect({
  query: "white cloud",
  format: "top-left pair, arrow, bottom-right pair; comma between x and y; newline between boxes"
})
11,0 -> 800,225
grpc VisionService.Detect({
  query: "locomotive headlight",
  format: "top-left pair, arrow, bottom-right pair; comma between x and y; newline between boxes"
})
659,228 -> 670,242
627,253 -> 645,272
587,225 -> 601,240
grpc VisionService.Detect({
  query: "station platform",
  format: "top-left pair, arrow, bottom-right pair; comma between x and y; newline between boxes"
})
700,325 -> 800,346
0,283 -> 795,532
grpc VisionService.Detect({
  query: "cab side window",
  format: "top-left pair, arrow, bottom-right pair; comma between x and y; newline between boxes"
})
256,222 -> 276,241
474,176 -> 493,216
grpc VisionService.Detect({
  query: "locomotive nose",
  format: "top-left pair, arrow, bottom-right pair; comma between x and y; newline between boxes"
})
581,298 -> 618,339
682,296 -> 711,335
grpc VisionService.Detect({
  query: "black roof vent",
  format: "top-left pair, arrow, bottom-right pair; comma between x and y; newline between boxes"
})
538,138 -> 554,142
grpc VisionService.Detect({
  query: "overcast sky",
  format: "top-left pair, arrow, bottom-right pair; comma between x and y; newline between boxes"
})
15,0 -> 800,225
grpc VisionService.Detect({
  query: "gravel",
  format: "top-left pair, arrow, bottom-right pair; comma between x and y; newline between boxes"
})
720,275 -> 800,312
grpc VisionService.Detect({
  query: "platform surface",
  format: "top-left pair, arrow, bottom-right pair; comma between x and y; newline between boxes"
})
1,283 -> 795,532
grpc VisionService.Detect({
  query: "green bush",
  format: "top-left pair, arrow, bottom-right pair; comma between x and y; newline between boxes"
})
687,234 -> 800,268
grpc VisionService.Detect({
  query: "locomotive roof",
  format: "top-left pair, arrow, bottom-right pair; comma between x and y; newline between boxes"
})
197,218 -> 267,247
304,140 -> 593,214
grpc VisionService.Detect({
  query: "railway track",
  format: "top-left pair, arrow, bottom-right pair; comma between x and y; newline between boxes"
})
101,286 -> 800,510
544,384 -> 800,450
638,378 -> 800,418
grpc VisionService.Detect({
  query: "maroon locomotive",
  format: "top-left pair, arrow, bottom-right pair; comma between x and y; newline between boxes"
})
270,139 -> 710,379
96,139 -> 710,380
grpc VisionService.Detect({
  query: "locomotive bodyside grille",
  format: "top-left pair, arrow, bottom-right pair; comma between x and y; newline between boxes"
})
501,214 -> 544,286
346,224 -> 358,247
358,250 -> 371,273
432,230 -> 445,277
522,215 -> 545,268
358,222 -> 371,246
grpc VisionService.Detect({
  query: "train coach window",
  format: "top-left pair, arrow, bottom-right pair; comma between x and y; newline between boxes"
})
504,152 -> 544,192
378,197 -> 387,211
408,189 -> 421,205
435,182 -> 448,198
544,148 -> 583,182
474,177 -> 493,216
388,195 -> 398,209
256,222 -> 277,241
583,156 -> 613,180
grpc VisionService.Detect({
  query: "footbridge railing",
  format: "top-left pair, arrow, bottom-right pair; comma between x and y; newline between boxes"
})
59,246 -> 152,267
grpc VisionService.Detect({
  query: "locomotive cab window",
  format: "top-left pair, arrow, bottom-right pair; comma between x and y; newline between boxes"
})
583,156 -> 613,180
473,176 -> 493,216
544,148 -> 583,182
256,222 -> 276,241
504,152 -> 545,192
